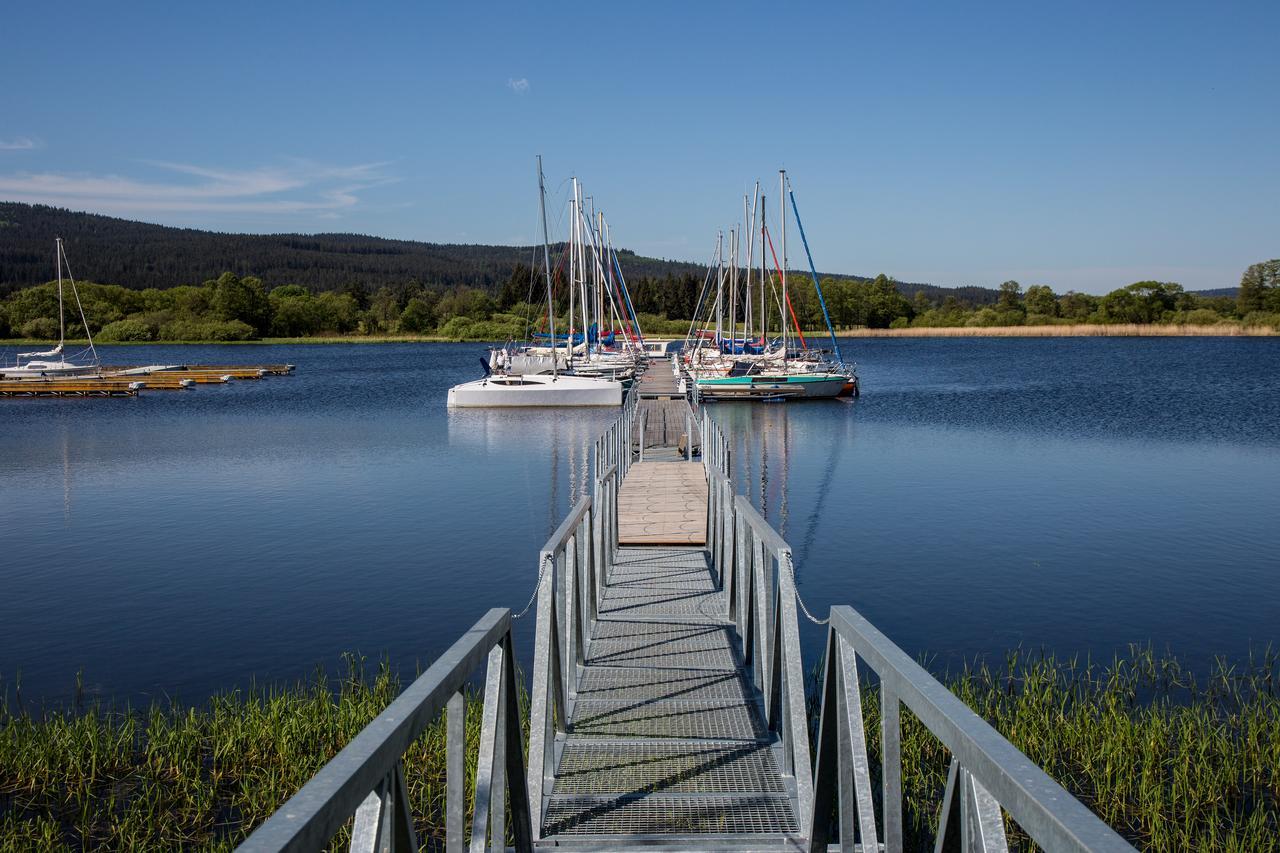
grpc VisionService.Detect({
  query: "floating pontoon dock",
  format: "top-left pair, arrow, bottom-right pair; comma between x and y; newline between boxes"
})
0,364 -> 294,398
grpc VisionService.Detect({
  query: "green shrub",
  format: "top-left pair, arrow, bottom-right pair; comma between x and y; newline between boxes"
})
435,316 -> 475,339
1241,311 -> 1280,331
20,317 -> 61,340
1169,308 -> 1226,326
157,319 -> 256,341
889,316 -> 910,329
96,318 -> 155,342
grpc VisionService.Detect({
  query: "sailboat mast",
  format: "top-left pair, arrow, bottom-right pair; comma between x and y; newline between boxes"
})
714,231 -> 723,347
56,238 -> 65,348
729,229 -> 738,352
779,170 -> 788,364
536,156 -> 557,378
569,179 -> 578,368
576,183 -> 589,354
760,195 -> 767,345
743,193 -> 753,345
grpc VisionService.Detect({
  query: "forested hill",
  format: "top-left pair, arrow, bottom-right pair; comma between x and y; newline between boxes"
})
0,202 -> 989,303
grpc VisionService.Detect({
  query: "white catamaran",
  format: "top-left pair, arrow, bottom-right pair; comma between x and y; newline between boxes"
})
2,238 -> 102,380
447,158 -> 623,408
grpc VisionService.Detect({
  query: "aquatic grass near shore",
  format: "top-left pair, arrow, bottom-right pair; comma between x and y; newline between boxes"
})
0,656 -> 498,851
839,646 -> 1280,851
3,650 -> 1277,850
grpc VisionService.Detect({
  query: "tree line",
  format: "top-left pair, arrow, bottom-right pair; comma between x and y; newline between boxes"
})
2,260 -> 1276,342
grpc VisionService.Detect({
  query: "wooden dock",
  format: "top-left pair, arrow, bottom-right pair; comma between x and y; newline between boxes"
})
538,363 -> 797,843
0,364 -> 294,398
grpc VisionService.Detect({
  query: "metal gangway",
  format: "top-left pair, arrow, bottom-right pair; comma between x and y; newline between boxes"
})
241,371 -> 1135,852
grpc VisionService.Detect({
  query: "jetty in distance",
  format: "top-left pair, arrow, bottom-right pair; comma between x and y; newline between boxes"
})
241,358 -> 1134,852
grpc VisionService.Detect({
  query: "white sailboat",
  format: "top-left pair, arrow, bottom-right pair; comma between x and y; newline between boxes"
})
447,158 -> 623,408
2,238 -> 102,380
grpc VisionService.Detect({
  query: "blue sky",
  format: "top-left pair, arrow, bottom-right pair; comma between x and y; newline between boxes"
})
1,1 -> 1276,293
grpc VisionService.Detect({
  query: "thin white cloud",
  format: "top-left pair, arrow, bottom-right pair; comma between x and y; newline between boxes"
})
0,159 -> 396,217
0,137 -> 39,151
507,77 -> 530,94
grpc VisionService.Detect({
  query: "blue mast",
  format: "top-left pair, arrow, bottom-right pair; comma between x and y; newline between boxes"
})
787,186 -> 843,366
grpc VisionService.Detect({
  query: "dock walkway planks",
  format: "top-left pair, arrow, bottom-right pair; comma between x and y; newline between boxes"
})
540,374 -> 799,845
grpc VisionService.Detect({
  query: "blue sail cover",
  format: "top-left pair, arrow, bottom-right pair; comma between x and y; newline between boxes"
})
534,323 -> 616,346
719,337 -> 766,355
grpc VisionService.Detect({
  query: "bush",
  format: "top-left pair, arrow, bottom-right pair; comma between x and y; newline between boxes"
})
157,319 -> 256,341
435,316 -> 474,339
1169,309 -> 1226,326
965,308 -> 1001,328
888,316 -> 910,329
20,317 -> 61,340
398,297 -> 437,333
1239,311 -> 1280,331
96,318 -> 155,342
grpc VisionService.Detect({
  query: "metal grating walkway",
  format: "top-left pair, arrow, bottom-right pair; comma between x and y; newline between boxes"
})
542,532 -> 800,845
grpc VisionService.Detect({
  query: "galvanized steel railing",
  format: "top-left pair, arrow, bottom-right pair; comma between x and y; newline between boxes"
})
526,390 -> 633,840
700,409 -> 815,831
237,608 -> 531,853
699,407 -> 1135,853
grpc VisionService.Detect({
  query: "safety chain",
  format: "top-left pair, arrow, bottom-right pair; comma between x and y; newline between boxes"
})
784,551 -> 830,625
513,553 -> 554,620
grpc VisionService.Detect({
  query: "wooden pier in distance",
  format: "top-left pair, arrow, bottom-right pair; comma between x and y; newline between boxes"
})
0,364 -> 294,398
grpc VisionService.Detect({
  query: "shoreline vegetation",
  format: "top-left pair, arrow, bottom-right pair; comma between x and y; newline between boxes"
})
1,260 -> 1278,346
1,648 -> 1275,850
2,321 -> 1276,349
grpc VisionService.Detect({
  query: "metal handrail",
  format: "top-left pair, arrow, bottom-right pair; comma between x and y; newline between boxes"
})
238,609 -> 532,853
808,606 -> 1135,852
699,407 -> 1134,852
526,485 -> 612,841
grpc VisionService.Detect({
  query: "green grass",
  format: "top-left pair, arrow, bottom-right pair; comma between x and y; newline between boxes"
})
0,656 -> 494,851
843,646 -> 1280,851
3,648 -> 1276,850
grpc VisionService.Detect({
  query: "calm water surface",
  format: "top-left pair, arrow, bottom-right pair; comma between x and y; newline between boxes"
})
1,338 -> 1277,705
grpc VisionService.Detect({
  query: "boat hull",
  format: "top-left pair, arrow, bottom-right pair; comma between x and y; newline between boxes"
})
694,373 -> 848,400
447,374 -> 622,408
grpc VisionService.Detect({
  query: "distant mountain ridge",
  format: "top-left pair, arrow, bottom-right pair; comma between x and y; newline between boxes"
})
0,201 -> 989,303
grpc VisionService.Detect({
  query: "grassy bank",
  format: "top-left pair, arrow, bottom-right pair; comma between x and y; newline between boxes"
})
2,649 -> 1276,850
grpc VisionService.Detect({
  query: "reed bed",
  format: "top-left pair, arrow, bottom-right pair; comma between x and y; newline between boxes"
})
842,646 -> 1280,851
3,649 -> 1276,850
840,323 -> 1277,338
0,656 -> 493,851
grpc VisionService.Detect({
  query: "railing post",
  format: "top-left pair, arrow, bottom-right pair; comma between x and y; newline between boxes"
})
882,685 -> 903,853
447,690 -> 466,853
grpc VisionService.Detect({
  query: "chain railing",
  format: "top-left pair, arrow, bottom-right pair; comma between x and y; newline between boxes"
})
237,609 -> 531,853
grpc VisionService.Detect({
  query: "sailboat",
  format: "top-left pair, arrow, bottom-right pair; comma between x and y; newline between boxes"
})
447,158 -> 623,408
2,238 -> 102,380
683,171 -> 858,400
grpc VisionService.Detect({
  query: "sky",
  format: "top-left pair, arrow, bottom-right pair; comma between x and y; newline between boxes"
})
1,1 -> 1276,294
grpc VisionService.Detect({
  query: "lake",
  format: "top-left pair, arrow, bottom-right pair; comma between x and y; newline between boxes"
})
1,337 -> 1277,707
